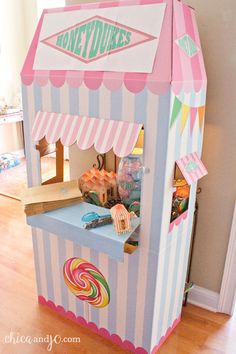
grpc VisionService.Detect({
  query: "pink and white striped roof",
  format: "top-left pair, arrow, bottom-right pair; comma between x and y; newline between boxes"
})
21,0 -> 206,95
176,152 -> 207,185
32,111 -> 143,157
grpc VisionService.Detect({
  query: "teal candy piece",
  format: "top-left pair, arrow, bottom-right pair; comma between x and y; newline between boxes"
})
82,212 -> 111,222
185,160 -> 198,173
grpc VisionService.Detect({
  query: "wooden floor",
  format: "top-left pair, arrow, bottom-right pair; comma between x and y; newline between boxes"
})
0,195 -> 235,354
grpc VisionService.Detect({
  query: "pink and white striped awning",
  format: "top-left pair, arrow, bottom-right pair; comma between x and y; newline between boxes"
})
32,111 -> 143,158
176,152 -> 207,185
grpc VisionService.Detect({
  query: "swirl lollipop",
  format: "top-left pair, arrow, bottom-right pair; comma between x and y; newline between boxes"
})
63,257 -> 110,308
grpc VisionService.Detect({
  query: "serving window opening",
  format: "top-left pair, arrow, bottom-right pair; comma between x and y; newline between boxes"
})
31,111 -> 144,256
170,164 -> 190,223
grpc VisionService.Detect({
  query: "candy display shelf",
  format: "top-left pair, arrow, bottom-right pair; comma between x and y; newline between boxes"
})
27,202 -> 140,261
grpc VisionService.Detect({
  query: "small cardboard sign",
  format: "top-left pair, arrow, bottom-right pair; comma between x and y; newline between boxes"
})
33,3 -> 166,73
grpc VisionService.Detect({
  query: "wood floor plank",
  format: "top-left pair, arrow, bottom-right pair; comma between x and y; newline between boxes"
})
0,195 -> 235,353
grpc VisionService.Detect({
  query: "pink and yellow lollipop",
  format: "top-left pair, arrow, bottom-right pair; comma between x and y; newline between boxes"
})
63,257 -> 110,308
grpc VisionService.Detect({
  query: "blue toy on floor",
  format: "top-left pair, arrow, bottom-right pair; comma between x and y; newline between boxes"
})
0,154 -> 20,173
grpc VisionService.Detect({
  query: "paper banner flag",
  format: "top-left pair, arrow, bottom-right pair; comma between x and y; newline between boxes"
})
170,97 -> 182,128
190,107 -> 198,134
180,104 -> 190,134
198,106 -> 205,130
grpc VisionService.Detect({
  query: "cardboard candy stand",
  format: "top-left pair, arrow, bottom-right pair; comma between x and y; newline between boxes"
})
21,0 -> 208,352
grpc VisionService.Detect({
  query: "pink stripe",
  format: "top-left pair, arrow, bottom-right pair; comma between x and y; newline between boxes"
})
82,118 -> 100,149
77,117 -> 93,149
94,119 -> 112,150
124,73 -> 147,94
185,155 -> 197,183
45,112 -> 58,142
36,112 -> 51,141
189,107 -> 197,134
123,124 -> 142,156
185,154 -> 198,183
176,152 -> 207,185
32,112 -> 43,140
38,296 -> 148,354
97,121 -> 118,153
113,121 -> 131,155
60,115 -> 76,145
103,72 -> 124,91
49,70 -> 66,88
84,71 -> 104,90
51,113 -> 67,143
47,113 -> 59,143
175,2 -> 194,92
35,70 -> 49,86
188,153 -> 202,181
147,0 -> 171,94
66,71 -> 84,88
21,11 -> 45,85
66,115 -> 83,145
172,5 -> 183,94
183,5 -> 202,88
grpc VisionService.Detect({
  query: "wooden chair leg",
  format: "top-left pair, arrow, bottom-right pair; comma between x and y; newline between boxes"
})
56,140 -> 64,182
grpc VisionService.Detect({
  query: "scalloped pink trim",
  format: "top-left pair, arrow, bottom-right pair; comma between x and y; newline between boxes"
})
151,316 -> 181,353
169,210 -> 188,233
38,296 -> 148,353
38,296 -> 180,353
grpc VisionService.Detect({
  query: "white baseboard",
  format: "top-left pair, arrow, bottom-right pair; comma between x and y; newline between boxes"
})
187,285 -> 220,312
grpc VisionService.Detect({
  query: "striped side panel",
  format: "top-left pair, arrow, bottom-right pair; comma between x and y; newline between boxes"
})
134,89 -> 159,348
22,84 -> 41,186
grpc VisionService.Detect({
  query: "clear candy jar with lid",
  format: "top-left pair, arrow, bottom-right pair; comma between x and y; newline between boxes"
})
117,148 -> 143,206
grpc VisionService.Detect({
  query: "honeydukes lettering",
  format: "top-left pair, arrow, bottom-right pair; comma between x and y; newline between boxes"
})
41,15 -> 156,63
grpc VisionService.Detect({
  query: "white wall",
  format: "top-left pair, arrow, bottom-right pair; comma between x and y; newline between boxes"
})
186,0 -> 236,292
0,0 -> 37,154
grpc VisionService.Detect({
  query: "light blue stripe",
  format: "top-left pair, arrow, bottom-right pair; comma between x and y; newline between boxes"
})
22,84 -> 33,186
110,89 -> 122,121
33,82 -> 42,113
166,223 -> 184,328
73,244 -> 81,258
108,258 -> 118,334
58,237 -> 69,310
69,87 -> 79,114
125,88 -> 148,343
164,92 -> 194,332
42,231 -> 54,301
155,229 -> 176,338
142,91 -> 171,352
89,90 -> 99,117
125,251 -> 140,342
162,92 -> 186,334
175,95 -> 206,318
148,91 -> 171,254
176,183 -> 197,318
134,88 -> 148,124
51,86 -> 61,113
90,249 -> 100,325
31,228 -> 42,295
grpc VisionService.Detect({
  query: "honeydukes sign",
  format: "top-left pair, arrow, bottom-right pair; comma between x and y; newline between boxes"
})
33,4 -> 166,72
42,16 -> 156,63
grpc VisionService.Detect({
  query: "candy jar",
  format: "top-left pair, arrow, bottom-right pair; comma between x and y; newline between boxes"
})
117,148 -> 143,206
